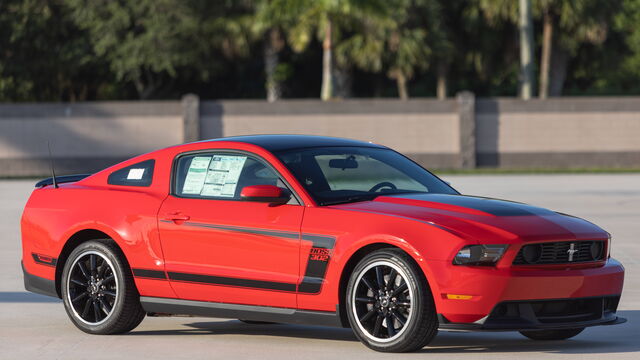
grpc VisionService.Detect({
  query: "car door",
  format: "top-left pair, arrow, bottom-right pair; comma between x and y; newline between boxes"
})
158,151 -> 303,308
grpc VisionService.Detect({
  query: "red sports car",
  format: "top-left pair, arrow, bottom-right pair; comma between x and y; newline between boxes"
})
21,135 -> 625,352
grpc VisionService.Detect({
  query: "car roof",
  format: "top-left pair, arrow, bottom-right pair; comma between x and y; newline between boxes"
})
200,134 -> 387,152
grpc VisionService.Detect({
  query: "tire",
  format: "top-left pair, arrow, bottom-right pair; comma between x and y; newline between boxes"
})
345,249 -> 438,352
519,328 -> 584,341
61,239 -> 146,334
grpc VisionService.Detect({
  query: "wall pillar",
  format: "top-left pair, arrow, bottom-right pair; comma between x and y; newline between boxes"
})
182,94 -> 200,143
456,91 -> 476,169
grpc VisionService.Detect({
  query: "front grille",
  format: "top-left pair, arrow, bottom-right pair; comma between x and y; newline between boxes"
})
488,296 -> 619,325
513,240 -> 605,265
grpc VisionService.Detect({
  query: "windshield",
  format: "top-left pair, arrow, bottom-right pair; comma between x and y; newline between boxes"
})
276,146 -> 458,205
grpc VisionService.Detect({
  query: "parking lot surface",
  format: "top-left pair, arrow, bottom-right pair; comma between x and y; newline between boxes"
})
1,174 -> 638,359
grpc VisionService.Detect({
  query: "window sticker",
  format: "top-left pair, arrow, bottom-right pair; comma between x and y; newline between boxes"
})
182,156 -> 212,194
200,155 -> 247,197
126,168 -> 145,180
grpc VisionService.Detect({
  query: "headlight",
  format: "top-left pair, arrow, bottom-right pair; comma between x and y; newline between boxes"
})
453,245 -> 508,266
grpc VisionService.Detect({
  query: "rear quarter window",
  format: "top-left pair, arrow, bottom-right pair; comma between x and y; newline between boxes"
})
107,159 -> 155,187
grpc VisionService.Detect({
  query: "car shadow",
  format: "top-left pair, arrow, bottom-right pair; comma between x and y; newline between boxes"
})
132,320 -> 358,342
131,310 -> 639,354
422,309 -> 639,354
0,291 -> 61,303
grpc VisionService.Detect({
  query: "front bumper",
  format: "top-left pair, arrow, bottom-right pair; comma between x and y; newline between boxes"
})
428,258 -> 625,324
438,295 -> 626,331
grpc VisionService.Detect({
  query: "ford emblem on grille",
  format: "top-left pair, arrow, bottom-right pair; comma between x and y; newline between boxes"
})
567,243 -> 579,261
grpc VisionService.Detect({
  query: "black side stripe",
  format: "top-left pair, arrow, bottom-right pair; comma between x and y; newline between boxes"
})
32,253 -> 57,267
157,220 -> 337,294
132,268 -> 167,280
162,220 -> 300,240
298,235 -> 336,294
167,272 -> 297,292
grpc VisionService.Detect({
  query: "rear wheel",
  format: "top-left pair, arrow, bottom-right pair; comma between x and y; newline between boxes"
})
519,328 -> 584,340
61,240 -> 145,334
345,249 -> 438,352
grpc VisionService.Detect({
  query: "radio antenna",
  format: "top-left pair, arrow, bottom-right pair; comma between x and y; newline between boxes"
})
47,141 -> 59,188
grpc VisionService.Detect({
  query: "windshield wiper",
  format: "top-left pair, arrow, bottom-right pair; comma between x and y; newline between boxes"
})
320,195 -> 378,206
320,190 -> 428,206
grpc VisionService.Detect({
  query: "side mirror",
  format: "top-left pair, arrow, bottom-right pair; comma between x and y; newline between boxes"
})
240,185 -> 290,205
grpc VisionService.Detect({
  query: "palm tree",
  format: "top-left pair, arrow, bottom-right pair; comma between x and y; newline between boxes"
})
477,0 -> 619,98
386,0 -> 442,99
536,0 -> 619,98
282,0 -> 389,100
335,0 -> 443,100
253,0 -> 293,102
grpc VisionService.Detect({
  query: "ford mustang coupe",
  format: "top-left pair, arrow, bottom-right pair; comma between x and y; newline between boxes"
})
22,135 -> 625,352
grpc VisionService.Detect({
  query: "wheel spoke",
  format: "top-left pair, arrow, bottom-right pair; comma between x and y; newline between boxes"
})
90,254 -> 97,273
375,267 -> 385,289
387,268 -> 397,288
93,300 -> 101,322
71,292 -> 88,303
390,282 -> 408,297
102,290 -> 116,297
77,262 -> 90,280
355,297 -> 375,303
70,278 -> 87,287
81,298 -> 92,318
98,275 -> 114,286
386,314 -> 396,337
361,276 -> 377,292
97,259 -> 107,277
359,308 -> 377,323
98,298 -> 112,315
391,310 -> 407,326
372,315 -> 383,337
396,300 -> 411,307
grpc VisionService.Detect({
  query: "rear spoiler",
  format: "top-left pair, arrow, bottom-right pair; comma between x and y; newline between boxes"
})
35,174 -> 91,188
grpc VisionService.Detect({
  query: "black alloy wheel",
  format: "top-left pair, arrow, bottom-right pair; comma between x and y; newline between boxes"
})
61,240 -> 146,334
346,249 -> 438,352
67,250 -> 117,324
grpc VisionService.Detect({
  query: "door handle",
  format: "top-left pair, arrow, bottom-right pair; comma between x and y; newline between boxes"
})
163,212 -> 190,222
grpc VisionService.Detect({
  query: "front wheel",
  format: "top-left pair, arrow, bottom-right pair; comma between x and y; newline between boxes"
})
61,239 -> 146,334
519,328 -> 585,340
345,249 -> 438,352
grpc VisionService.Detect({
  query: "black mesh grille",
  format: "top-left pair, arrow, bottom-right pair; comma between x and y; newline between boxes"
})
488,296 -> 619,325
513,241 -> 605,265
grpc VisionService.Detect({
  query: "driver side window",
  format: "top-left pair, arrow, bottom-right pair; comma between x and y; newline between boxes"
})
174,153 -> 283,200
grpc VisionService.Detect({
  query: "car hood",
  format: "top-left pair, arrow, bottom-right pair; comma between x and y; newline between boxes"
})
335,193 -> 607,243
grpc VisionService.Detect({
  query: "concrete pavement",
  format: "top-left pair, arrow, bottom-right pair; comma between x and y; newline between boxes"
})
1,175 -> 638,359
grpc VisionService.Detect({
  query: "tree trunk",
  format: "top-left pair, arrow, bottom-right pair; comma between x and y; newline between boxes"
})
518,0 -> 534,99
373,76 -> 383,97
133,78 -> 147,99
549,46 -> 569,96
133,71 -> 156,99
79,84 -> 89,101
538,11 -> 553,99
264,27 -> 284,102
334,65 -> 352,98
436,61 -> 448,100
396,72 -> 408,100
321,18 -> 333,101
